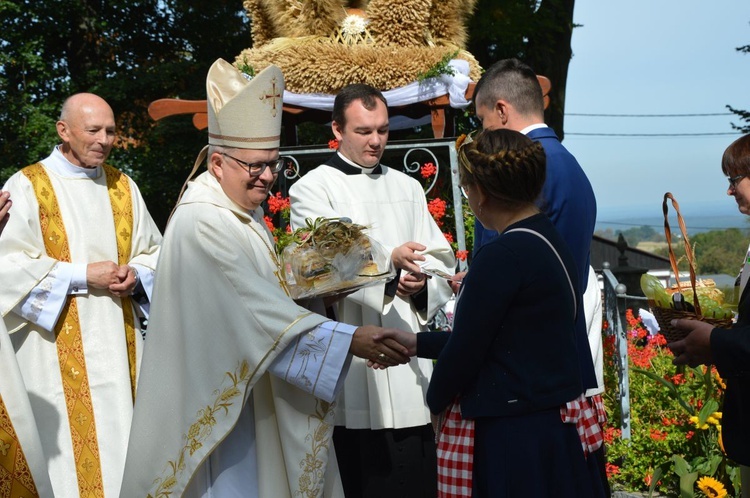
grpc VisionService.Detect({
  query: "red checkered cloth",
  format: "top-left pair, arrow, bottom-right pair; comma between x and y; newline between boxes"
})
560,393 -> 605,456
436,400 -> 474,498
590,394 -> 607,425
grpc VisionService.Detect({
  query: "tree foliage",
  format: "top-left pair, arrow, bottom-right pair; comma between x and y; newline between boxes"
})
1,0 -> 578,229
727,24 -> 750,133
466,0 -> 577,138
0,0 -> 250,227
650,228 -> 749,277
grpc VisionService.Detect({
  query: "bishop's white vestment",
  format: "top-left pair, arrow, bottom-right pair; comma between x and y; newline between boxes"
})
289,154 -> 456,430
121,171 -> 353,498
0,317 -> 54,498
0,147 -> 162,497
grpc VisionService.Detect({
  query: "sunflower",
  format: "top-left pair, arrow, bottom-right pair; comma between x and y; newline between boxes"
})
696,476 -> 727,498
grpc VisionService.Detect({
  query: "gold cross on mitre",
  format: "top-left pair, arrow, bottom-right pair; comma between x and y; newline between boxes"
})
260,76 -> 282,117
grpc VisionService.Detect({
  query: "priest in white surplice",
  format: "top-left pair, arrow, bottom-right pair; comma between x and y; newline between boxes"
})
0,94 -> 162,498
120,59 -> 412,498
0,191 -> 54,498
289,84 -> 456,497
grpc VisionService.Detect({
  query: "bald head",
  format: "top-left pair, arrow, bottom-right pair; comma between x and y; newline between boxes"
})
56,93 -> 116,169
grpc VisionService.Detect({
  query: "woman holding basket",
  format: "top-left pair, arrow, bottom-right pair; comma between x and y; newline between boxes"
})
670,133 -> 750,493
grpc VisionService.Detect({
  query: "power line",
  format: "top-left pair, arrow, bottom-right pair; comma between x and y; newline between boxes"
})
567,132 -> 740,137
567,112 -> 734,117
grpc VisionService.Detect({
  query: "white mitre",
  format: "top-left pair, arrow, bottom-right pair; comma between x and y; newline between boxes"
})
206,58 -> 285,149
177,60 -> 286,205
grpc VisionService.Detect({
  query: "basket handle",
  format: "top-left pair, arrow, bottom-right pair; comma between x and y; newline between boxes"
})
662,192 -> 702,316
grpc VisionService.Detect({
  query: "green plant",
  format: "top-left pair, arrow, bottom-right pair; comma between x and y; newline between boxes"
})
603,310 -> 741,497
416,50 -> 459,81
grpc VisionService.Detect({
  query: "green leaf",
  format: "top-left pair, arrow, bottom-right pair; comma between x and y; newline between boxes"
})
697,399 -> 719,425
706,454 -> 722,476
678,471 -> 698,497
649,464 -> 668,497
673,454 -> 691,477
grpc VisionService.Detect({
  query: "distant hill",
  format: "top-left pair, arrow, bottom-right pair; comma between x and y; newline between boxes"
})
596,201 -> 749,235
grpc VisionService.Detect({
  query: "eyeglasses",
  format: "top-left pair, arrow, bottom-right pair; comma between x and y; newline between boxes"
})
221,153 -> 284,177
728,174 -> 745,189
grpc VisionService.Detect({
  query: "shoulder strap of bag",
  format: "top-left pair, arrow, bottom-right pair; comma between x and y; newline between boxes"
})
506,227 -> 577,319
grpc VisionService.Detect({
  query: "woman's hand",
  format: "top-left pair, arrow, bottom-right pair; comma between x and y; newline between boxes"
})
667,319 -> 714,367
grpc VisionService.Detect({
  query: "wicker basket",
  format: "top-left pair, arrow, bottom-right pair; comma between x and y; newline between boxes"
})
649,193 -> 733,342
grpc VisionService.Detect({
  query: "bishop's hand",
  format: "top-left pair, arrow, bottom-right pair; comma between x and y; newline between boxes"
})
350,325 -> 411,367
366,328 -> 417,370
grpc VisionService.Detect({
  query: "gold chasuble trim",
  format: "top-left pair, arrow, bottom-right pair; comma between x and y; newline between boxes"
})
0,396 -> 40,498
103,165 -> 137,401
22,163 -> 106,498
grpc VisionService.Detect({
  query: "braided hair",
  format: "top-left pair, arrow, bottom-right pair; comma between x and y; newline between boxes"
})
458,129 -> 546,209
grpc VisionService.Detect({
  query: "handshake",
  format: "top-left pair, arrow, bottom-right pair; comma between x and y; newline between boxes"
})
349,326 -> 417,369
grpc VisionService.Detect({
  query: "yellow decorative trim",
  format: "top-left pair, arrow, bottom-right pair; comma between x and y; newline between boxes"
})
22,164 -> 105,498
103,165 -> 137,401
0,396 -> 40,497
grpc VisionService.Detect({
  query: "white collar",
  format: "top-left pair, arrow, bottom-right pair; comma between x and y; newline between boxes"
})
41,146 -> 102,179
519,123 -> 548,135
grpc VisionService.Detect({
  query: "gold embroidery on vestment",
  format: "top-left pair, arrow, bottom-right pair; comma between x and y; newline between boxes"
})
0,395 -> 40,497
293,399 -> 336,497
149,361 -> 252,498
22,163 -> 105,497
103,165 -> 138,401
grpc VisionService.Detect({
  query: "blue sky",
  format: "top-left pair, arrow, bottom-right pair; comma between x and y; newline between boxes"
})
564,0 -> 750,223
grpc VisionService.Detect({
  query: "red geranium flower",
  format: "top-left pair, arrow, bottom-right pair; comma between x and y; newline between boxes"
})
427,198 -> 447,221
267,192 -> 290,214
264,215 -> 275,232
421,162 -> 437,179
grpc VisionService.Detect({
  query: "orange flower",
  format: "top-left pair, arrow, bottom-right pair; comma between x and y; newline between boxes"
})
427,198 -> 447,221
605,462 -> 620,478
267,192 -> 290,214
264,215 -> 275,232
456,250 -> 469,261
443,232 -> 454,244
649,428 -> 667,441
455,133 -> 468,150
421,162 -> 437,179
328,139 -> 339,150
